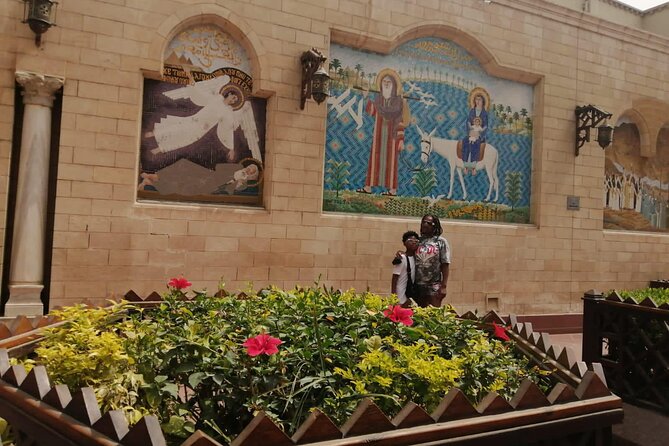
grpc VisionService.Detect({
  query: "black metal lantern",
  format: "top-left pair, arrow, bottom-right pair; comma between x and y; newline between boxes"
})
23,0 -> 58,46
300,48 -> 329,110
596,124 -> 614,149
310,65 -> 330,105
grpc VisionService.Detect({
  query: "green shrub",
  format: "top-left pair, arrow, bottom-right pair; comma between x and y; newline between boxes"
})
615,287 -> 669,306
28,303 -> 150,424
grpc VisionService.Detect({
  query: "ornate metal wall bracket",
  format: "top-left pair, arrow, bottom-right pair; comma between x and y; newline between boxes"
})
575,105 -> 613,156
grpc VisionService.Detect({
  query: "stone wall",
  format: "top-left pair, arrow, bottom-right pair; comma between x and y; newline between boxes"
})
1,0 -> 668,315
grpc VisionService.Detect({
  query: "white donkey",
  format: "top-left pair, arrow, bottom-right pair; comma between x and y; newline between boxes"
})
416,126 -> 500,202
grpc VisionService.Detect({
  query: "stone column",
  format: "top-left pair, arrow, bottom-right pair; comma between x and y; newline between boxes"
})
5,71 -> 64,317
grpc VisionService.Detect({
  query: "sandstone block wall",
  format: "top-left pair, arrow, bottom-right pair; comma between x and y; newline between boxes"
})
0,0 -> 668,314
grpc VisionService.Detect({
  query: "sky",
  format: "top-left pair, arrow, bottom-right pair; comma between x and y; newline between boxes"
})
617,0 -> 668,10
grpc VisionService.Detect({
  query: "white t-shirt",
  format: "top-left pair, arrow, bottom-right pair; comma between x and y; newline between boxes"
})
392,254 -> 416,304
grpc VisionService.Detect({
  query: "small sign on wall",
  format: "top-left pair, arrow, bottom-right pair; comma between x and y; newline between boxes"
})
567,196 -> 580,211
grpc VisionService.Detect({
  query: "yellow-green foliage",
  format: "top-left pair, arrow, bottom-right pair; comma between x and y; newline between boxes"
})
335,337 -> 464,412
616,287 -> 669,306
458,334 -> 549,401
33,303 -> 149,424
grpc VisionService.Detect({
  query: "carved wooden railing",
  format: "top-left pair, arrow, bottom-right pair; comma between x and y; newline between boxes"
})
0,314 -> 62,358
0,291 -> 623,445
649,279 -> 669,289
582,289 -> 669,414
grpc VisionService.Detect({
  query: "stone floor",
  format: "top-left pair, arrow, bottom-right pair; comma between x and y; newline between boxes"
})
548,333 -> 668,446
549,333 -> 583,360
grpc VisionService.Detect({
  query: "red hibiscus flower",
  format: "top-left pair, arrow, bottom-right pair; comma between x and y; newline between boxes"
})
493,322 -> 510,341
243,333 -> 282,357
168,276 -> 192,290
383,305 -> 414,326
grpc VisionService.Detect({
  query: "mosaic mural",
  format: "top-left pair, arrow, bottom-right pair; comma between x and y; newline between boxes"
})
138,25 -> 266,206
604,119 -> 669,232
323,38 -> 534,223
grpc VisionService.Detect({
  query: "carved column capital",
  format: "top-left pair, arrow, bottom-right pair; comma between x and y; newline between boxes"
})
15,71 -> 65,107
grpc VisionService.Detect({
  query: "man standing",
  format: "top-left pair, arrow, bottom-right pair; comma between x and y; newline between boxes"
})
356,69 -> 410,196
415,214 -> 451,307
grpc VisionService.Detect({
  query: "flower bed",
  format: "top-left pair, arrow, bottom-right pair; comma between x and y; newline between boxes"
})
23,282 -> 550,443
0,280 -> 623,445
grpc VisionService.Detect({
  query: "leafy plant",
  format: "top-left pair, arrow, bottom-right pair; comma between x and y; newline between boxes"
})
325,159 -> 351,199
615,287 -> 669,306
412,167 -> 437,197
29,303 -> 150,424
504,171 -> 523,210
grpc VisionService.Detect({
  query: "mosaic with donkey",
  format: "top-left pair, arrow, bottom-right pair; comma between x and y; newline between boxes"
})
323,37 -> 533,223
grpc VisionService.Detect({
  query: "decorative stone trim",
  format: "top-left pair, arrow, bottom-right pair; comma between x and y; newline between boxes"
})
15,72 -> 64,108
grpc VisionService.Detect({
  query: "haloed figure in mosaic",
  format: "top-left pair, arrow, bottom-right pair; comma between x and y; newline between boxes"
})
415,214 -> 451,307
458,88 -> 490,176
357,69 -> 411,196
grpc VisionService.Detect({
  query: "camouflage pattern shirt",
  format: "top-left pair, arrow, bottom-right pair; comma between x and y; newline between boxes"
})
415,235 -> 451,285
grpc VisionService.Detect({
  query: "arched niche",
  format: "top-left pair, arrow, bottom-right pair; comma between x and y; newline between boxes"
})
603,110 -> 668,232
146,6 -> 268,96
137,9 -> 268,207
323,26 -> 540,225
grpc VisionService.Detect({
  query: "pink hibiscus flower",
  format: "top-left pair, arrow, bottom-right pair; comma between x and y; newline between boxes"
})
383,305 -> 414,326
493,322 -> 511,341
168,276 -> 192,290
243,333 -> 283,357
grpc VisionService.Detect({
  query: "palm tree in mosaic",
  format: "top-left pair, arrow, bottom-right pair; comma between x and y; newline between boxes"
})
520,108 -> 529,131
354,63 -> 363,86
330,58 -> 341,75
525,116 -> 533,131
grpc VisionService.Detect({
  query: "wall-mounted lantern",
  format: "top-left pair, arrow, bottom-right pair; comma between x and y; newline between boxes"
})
300,48 -> 330,110
22,0 -> 58,47
575,104 -> 614,156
